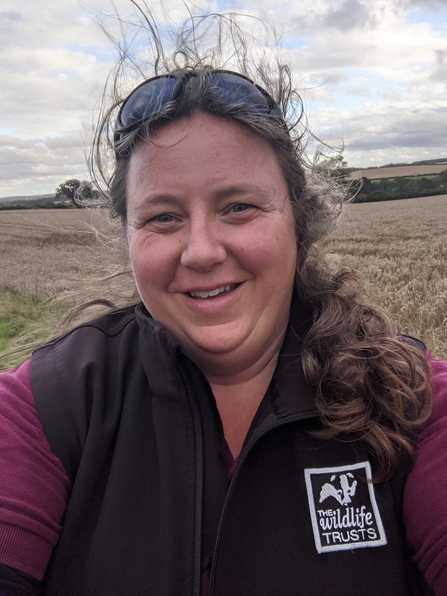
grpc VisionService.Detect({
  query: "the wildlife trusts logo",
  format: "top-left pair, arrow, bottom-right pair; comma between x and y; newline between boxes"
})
304,461 -> 387,553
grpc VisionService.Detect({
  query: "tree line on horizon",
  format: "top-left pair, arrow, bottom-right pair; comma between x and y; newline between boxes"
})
353,169 -> 447,203
1,164 -> 447,211
321,154 -> 447,203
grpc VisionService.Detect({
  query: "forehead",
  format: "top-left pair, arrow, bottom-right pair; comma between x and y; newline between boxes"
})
126,113 -> 289,201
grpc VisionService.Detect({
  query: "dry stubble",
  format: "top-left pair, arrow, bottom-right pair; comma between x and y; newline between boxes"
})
323,194 -> 447,358
0,209 -> 128,296
1,196 -> 446,359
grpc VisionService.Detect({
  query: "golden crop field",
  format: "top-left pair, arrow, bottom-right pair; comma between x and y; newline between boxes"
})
0,209 -> 127,295
323,194 -> 447,359
1,194 -> 446,362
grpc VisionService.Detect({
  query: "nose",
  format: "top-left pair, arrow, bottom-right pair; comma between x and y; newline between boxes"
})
180,219 -> 227,272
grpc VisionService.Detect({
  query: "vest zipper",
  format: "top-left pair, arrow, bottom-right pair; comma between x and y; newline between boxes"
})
207,410 -> 318,596
191,393 -> 204,596
179,362 -> 205,596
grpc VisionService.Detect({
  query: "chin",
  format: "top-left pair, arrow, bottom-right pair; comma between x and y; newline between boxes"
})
190,335 -> 245,356
182,324 -> 251,357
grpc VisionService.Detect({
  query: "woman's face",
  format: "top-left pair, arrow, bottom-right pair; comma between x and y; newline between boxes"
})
126,113 -> 297,376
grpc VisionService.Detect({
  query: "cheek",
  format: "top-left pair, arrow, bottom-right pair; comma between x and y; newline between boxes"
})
233,237 -> 296,300
128,233 -> 174,292
248,221 -> 297,272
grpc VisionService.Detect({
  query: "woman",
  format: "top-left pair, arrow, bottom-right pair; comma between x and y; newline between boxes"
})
0,12 -> 446,596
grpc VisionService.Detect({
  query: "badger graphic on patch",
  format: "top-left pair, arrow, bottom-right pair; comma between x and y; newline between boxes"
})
320,472 -> 357,506
304,462 -> 387,553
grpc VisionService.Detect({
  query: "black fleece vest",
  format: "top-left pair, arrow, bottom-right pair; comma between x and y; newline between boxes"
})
31,304 -> 431,596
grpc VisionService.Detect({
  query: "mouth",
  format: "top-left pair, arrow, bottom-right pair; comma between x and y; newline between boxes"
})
187,283 -> 240,299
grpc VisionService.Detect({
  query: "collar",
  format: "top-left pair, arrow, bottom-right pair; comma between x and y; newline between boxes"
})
135,293 -> 318,420
243,295 -> 318,443
273,294 -> 318,417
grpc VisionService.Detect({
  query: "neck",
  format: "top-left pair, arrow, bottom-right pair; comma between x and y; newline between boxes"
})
195,318 -> 288,385
208,350 -> 280,459
183,320 -> 289,458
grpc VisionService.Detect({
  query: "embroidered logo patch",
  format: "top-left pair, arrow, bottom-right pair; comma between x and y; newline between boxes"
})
304,461 -> 387,553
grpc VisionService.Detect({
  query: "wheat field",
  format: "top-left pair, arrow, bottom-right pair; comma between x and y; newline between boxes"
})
323,194 -> 447,358
1,194 -> 446,360
0,208 -> 127,295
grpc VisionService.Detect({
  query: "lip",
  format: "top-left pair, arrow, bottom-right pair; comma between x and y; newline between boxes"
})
182,282 -> 241,295
180,281 -> 245,313
186,283 -> 239,299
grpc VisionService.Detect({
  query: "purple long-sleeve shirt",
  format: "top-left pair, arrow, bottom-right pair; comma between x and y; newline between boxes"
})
404,356 -> 447,593
0,360 -> 70,579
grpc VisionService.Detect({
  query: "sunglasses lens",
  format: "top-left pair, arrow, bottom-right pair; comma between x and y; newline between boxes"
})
211,73 -> 272,113
118,76 -> 178,130
115,71 -> 281,148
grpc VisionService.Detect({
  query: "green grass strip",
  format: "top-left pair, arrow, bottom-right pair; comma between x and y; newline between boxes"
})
0,285 -> 68,370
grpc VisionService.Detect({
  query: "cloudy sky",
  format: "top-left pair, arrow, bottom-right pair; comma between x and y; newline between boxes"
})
1,0 -> 446,198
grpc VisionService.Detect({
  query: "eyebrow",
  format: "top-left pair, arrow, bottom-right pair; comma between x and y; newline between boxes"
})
213,184 -> 272,201
132,183 -> 274,218
131,194 -> 179,218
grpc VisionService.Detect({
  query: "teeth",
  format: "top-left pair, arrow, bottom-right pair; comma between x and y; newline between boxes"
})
189,284 -> 234,298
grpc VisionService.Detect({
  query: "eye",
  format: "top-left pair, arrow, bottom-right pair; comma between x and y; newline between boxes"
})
230,203 -> 251,213
144,212 -> 181,232
153,213 -> 175,223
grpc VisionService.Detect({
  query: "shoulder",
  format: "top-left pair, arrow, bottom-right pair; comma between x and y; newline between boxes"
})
0,360 -> 43,443
403,354 -> 447,594
408,352 -> 447,471
413,355 -> 447,445
32,304 -> 139,379
30,306 -> 144,478
36,304 -> 139,349
427,355 -> 447,407
0,360 -> 70,580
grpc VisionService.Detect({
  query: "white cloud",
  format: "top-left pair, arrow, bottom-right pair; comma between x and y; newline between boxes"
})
0,0 -> 446,196
0,135 -> 35,149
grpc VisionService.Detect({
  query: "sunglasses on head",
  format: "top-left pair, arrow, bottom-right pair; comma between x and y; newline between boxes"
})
114,69 -> 283,150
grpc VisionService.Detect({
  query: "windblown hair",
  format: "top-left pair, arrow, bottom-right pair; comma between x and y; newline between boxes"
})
90,4 -> 432,479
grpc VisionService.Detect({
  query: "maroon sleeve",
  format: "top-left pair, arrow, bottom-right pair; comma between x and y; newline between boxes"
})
0,360 -> 71,580
404,355 -> 447,594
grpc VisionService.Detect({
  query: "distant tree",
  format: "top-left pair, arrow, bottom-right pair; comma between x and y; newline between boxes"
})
55,179 -> 82,208
316,153 -> 350,183
438,169 -> 447,185
55,179 -> 98,208
329,153 -> 349,180
360,177 -> 372,193
80,183 -> 100,201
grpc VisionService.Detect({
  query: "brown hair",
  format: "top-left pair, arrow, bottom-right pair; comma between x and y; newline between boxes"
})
90,7 -> 432,478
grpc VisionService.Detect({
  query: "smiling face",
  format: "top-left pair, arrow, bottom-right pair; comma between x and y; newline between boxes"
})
126,113 -> 297,378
